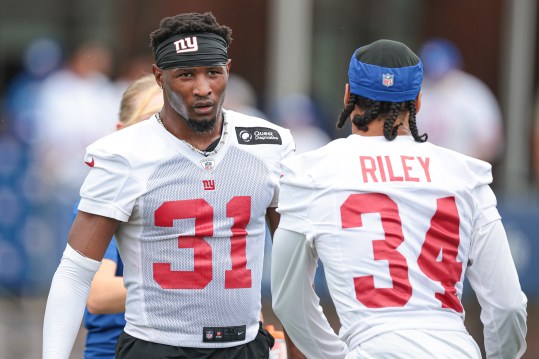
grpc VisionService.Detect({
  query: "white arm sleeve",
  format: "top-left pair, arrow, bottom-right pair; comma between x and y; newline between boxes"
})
271,228 -> 348,359
466,219 -> 527,359
43,244 -> 101,359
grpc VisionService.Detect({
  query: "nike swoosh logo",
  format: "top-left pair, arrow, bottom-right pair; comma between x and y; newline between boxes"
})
238,331 -> 244,335
85,158 -> 95,167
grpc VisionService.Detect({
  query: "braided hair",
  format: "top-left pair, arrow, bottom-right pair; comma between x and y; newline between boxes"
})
149,12 -> 233,60
337,93 -> 427,142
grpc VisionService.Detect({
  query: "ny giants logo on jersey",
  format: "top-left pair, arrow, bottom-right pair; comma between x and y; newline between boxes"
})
174,36 -> 198,53
203,179 -> 215,191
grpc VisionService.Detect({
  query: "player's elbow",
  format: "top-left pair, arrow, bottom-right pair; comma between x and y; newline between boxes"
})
86,296 -> 106,314
484,292 -> 527,340
86,291 -> 117,314
501,291 -> 528,321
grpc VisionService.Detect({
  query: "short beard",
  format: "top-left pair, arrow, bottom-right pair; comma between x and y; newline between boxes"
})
186,117 -> 216,133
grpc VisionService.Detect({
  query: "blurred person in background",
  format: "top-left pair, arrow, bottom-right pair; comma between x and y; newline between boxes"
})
270,93 -> 331,154
110,54 -> 156,107
224,73 -> 267,119
82,74 -> 163,359
416,38 -> 504,164
33,40 -> 119,204
43,12 -> 297,359
272,39 -> 527,358
4,37 -> 62,144
31,40 -> 120,284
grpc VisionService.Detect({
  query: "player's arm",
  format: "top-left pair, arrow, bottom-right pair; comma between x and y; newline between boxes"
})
272,228 -> 348,359
266,207 -> 307,359
466,218 -> 527,358
43,211 -> 120,359
86,258 -> 126,314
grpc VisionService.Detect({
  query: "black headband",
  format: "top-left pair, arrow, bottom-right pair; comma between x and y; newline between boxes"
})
155,32 -> 228,69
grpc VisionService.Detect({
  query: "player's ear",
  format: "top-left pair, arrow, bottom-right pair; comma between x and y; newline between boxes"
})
152,64 -> 164,89
415,91 -> 422,114
344,83 -> 350,106
226,59 -> 232,73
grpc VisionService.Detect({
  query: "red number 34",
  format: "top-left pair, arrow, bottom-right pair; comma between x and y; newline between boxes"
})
341,193 -> 463,312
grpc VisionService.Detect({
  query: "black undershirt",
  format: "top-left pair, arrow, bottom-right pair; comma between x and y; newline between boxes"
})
204,137 -> 221,152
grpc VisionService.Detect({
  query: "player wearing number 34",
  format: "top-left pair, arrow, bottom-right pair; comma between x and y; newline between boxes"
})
271,39 -> 527,359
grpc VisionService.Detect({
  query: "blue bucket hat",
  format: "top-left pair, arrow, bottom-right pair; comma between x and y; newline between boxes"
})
348,39 -> 423,102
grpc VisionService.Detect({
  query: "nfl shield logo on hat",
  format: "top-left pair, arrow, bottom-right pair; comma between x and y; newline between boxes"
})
382,73 -> 394,87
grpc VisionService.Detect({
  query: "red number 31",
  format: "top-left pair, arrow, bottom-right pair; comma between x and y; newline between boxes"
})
153,196 -> 252,290
341,193 -> 463,312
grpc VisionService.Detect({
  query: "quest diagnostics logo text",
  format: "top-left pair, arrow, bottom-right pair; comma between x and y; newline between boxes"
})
235,127 -> 282,145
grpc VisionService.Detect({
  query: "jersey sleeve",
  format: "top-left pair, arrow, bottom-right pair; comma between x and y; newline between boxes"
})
466,161 -> 526,357
269,128 -> 296,208
276,156 -> 316,242
271,228 -> 348,359
472,184 -> 500,230
466,220 -> 527,358
469,158 -> 500,229
78,144 -> 143,222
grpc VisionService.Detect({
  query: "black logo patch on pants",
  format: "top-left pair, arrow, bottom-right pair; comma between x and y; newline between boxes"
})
203,325 -> 247,342
235,127 -> 282,145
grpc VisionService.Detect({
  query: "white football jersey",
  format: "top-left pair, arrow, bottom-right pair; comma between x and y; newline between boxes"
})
277,134 -> 500,350
78,110 -> 295,348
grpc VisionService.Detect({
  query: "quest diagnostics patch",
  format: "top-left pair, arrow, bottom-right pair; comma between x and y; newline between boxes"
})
235,127 -> 282,145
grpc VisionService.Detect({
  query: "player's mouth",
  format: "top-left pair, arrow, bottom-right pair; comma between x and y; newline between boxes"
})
193,101 -> 214,115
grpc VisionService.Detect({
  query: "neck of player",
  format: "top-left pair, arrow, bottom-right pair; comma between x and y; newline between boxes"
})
351,111 -> 411,137
158,110 -> 224,151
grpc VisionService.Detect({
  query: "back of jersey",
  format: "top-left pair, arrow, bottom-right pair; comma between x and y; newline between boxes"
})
278,134 -> 498,348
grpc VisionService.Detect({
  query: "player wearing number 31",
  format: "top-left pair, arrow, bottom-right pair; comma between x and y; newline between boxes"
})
43,12 -> 295,359
271,39 -> 527,359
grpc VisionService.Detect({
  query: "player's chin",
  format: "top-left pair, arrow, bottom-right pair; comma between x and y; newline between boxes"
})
187,117 -> 217,133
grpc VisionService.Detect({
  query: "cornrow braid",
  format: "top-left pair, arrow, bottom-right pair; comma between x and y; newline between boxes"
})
354,103 -> 377,131
351,114 -> 369,132
336,94 -> 428,142
370,101 -> 381,120
338,94 -> 380,131
336,94 -> 357,129
382,103 -> 401,140
407,100 -> 428,142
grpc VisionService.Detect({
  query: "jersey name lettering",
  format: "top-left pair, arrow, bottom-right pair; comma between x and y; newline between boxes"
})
360,155 -> 431,183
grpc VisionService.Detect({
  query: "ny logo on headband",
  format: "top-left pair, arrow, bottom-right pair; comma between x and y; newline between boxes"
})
174,36 -> 198,53
382,73 -> 395,87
